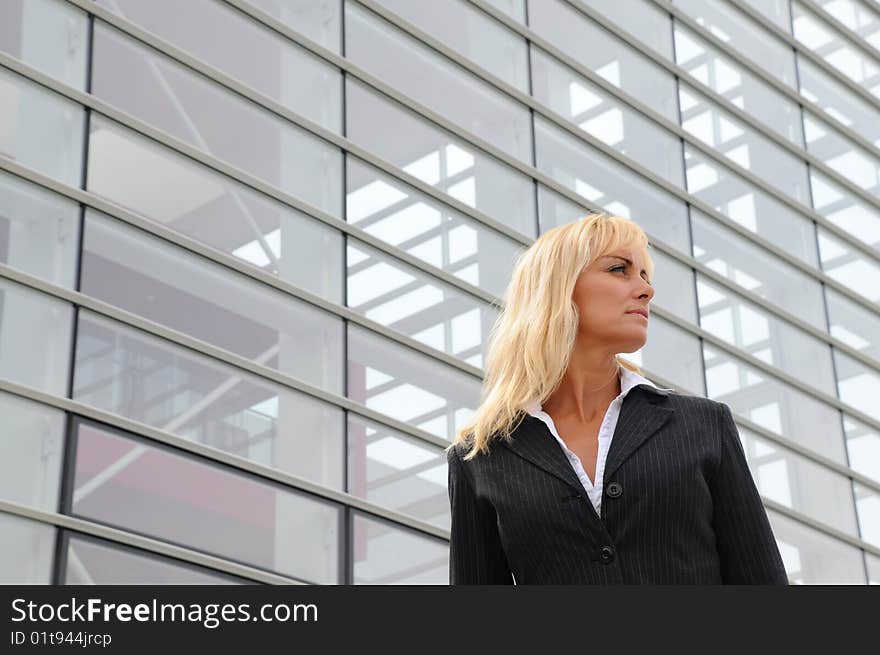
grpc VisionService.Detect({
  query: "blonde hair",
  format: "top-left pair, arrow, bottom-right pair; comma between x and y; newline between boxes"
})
449,213 -> 654,461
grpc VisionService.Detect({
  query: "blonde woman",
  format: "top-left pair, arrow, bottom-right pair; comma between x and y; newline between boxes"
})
446,213 -> 787,585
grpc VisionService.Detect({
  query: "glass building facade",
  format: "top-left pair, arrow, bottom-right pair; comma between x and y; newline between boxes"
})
1,0 -> 879,584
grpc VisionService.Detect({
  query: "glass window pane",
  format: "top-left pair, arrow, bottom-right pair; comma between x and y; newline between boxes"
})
95,0 -> 342,131
64,533 -> 247,584
530,46 -> 684,187
679,84 -> 811,204
697,274 -> 836,397
804,112 -> 880,199
245,0 -> 341,53
71,419 -> 341,583
672,0 -> 798,88
344,2 -> 531,163
797,55 -> 880,149
0,0 -> 88,90
673,23 -> 803,146
345,78 -> 537,237
80,209 -> 344,395
90,26 -> 343,218
651,249 -> 698,324
0,278 -> 72,396
372,0 -> 529,92
855,482 -> 880,548
534,116 -> 691,252
740,425 -> 859,536
812,0 -> 880,48
347,238 -> 497,368
868,552 -> 880,584
810,167 -> 880,248
0,391 -> 64,510
844,414 -> 880,484
576,0 -> 674,58
347,413 -> 448,530
0,67 -> 84,187
703,344 -> 846,463
825,286 -> 880,366
346,323 -> 480,441
625,314 -> 704,394
483,0 -> 525,24
691,209 -> 826,330
352,511 -> 447,584
737,0 -> 793,34
346,157 -> 524,298
793,0 -> 880,101
72,311 -> 345,491
0,170 -> 80,288
768,509 -> 865,583
528,0 -> 679,121
834,349 -> 880,423
0,513 -> 54,583
817,225 -> 880,304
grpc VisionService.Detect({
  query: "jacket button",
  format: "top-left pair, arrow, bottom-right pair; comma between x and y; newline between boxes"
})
599,545 -> 616,564
606,482 -> 623,498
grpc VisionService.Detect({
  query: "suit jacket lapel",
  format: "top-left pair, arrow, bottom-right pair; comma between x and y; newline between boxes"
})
500,416 -> 586,496
602,385 -> 674,483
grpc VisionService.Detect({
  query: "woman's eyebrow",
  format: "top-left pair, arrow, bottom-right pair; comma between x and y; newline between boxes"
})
603,255 -> 647,275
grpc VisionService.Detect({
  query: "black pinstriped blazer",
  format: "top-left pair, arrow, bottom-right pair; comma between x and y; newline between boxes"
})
447,384 -> 788,584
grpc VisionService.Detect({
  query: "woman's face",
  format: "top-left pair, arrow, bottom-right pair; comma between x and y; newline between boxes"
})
572,247 -> 655,354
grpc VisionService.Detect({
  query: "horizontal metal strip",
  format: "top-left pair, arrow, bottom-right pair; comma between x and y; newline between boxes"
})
5,154 -> 880,392
353,0 -> 880,262
0,500 -> 303,584
2,262 -> 879,498
0,376 -> 449,542
652,0 -> 880,120
55,0 -> 880,313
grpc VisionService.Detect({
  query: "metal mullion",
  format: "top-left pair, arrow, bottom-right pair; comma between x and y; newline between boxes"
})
0,501 -> 303,585
0,377 -> 450,543
21,7 -> 880,318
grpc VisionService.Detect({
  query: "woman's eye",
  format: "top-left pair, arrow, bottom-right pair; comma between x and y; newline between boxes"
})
610,265 -> 626,272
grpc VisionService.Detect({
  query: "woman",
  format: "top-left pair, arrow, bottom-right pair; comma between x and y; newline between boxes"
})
446,213 -> 787,585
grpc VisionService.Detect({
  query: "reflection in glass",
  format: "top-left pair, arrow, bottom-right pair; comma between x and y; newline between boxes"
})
71,420 -> 341,583
346,323 -> 481,441
534,116 -> 690,251
768,509 -> 865,583
703,344 -> 846,463
809,168 -> 880,250
347,414 -> 448,530
0,67 -> 84,187
64,534 -> 246,584
691,209 -> 826,329
826,286 -> 880,370
834,349 -> 880,423
528,0 -> 679,121
346,157 -> 523,298
352,512 -> 447,584
245,0 -> 342,53
623,314 -> 704,394
844,414 -> 880,484
0,170 -> 80,288
697,274 -> 836,396
854,482 -> 880,548
0,0 -> 89,90
372,0 -> 529,91
96,0 -> 342,131
577,0 -> 674,58
72,311 -> 345,490
86,116 -> 343,301
0,513 -> 54,584
817,226 -> 880,303
0,391 -> 64,510
0,278 -> 72,396
739,425 -> 858,536
650,249 -> 698,323
345,78 -> 537,236
679,84 -> 810,204
90,28 -> 343,218
530,47 -> 684,187
347,238 -> 497,367
673,23 -> 803,146
804,112 -> 880,200
81,209 -> 344,394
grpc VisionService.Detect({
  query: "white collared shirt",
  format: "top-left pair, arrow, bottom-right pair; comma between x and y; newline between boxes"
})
524,366 -> 674,518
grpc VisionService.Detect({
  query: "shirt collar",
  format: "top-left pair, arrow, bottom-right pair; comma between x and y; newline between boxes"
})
523,365 -> 673,416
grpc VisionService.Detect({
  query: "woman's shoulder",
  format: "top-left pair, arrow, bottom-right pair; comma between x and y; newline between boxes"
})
661,388 -> 730,418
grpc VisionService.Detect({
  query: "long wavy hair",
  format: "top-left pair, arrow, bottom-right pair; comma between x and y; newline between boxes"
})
449,213 -> 655,461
